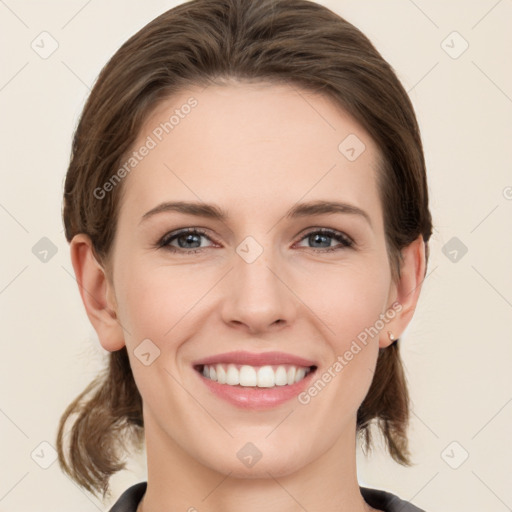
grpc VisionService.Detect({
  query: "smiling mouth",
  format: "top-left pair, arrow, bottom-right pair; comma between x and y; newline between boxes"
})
194,363 -> 317,388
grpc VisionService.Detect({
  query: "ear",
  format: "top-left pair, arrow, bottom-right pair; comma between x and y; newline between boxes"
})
379,234 -> 426,348
69,233 -> 126,351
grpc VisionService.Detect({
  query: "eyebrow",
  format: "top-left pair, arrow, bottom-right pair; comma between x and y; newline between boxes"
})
139,200 -> 372,228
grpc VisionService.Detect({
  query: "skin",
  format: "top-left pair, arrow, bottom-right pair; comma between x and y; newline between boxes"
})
70,80 -> 425,512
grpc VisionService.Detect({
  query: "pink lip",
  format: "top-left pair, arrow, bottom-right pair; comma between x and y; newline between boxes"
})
192,351 -> 318,410
192,350 -> 317,367
196,368 -> 317,410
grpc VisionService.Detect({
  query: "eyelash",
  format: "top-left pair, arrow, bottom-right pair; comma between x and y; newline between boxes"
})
156,227 -> 354,254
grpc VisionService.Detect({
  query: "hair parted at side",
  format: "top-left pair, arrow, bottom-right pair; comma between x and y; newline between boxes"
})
58,0 -> 433,499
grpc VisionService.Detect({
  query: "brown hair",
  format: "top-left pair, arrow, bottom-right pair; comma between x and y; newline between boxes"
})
57,0 -> 432,499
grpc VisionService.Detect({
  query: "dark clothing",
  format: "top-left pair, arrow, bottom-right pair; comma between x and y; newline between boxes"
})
108,481 -> 426,512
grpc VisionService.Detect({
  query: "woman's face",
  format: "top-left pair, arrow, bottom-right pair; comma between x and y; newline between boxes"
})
106,81 -> 401,477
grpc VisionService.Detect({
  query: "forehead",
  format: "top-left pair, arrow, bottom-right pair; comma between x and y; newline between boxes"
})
118,81 -> 383,228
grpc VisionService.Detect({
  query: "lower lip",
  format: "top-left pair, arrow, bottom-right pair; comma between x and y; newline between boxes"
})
196,368 -> 316,410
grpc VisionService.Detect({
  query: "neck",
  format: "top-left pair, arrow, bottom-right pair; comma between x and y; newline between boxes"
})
137,415 -> 377,512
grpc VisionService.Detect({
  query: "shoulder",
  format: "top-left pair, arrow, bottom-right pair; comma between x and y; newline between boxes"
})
360,486 -> 427,512
108,482 -> 147,512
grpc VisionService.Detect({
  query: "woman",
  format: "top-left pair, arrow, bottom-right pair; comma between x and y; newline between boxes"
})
57,0 -> 432,511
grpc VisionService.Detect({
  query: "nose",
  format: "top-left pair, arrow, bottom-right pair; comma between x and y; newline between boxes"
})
219,242 -> 297,335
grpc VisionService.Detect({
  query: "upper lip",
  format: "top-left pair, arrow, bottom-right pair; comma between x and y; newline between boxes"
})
193,351 -> 317,368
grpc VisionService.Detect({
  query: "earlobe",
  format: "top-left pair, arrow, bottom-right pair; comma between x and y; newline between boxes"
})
379,235 -> 426,349
69,233 -> 126,352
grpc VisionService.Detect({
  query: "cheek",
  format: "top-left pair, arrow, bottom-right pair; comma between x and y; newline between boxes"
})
297,260 -> 391,345
115,261 -> 206,342
113,262 -> 217,400
295,261 -> 390,402
113,267 -> 198,413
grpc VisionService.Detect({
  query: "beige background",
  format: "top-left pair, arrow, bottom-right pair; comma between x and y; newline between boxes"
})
1,1 -> 511,511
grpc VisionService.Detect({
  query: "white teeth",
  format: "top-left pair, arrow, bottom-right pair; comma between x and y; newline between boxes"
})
287,366 -> 296,385
239,365 -> 257,386
200,363 -> 313,387
275,366 -> 288,386
226,364 -> 240,385
217,364 -> 227,384
257,366 -> 275,387
295,367 -> 306,383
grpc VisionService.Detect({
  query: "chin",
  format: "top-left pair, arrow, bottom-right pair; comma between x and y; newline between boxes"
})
199,443 -> 311,480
